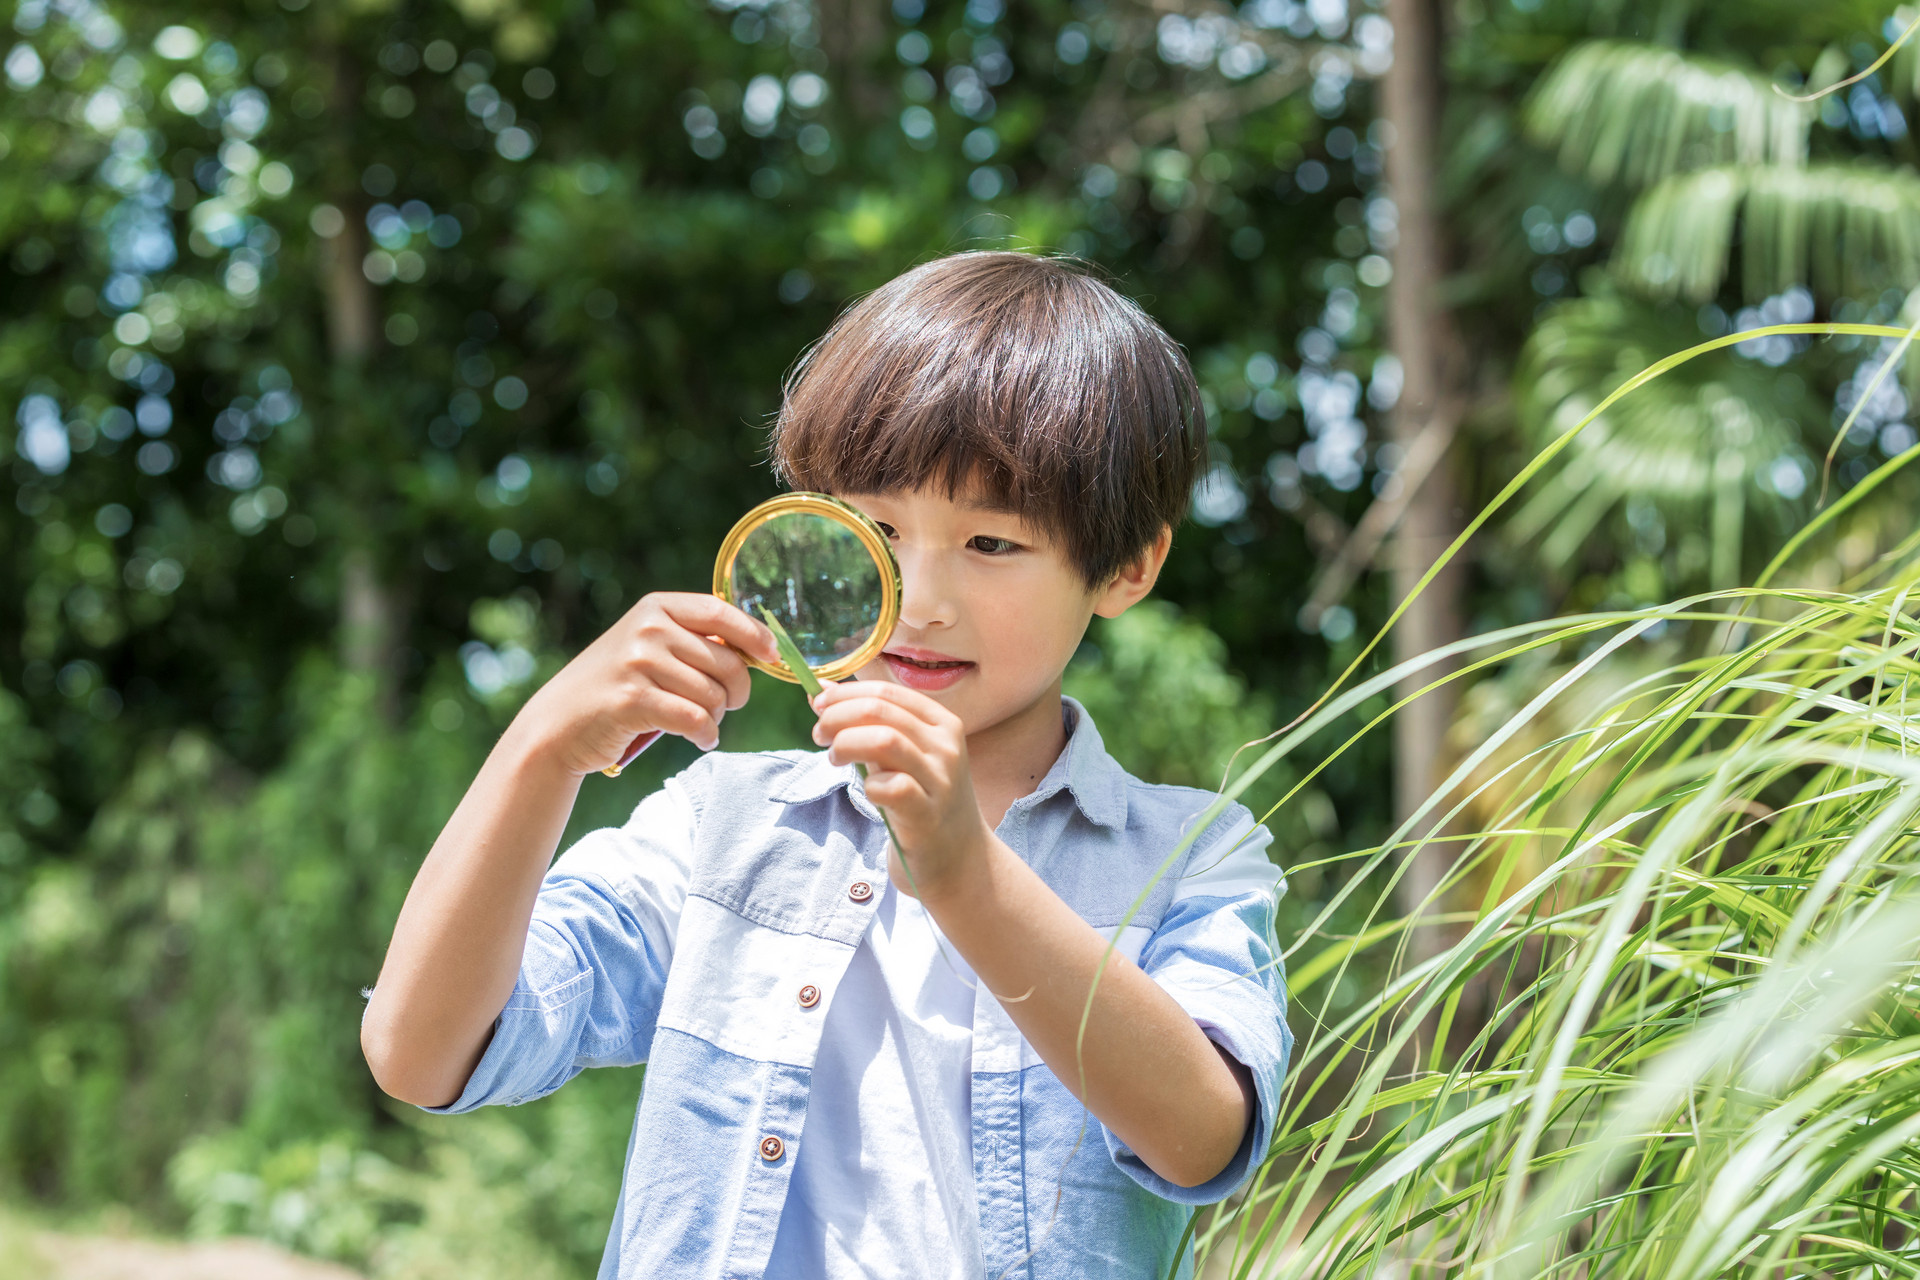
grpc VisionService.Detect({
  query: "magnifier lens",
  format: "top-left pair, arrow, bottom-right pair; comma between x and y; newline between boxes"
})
603,493 -> 899,776
727,511 -> 885,668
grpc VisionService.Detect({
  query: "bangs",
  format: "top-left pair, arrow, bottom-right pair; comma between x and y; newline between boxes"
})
770,251 -> 1205,585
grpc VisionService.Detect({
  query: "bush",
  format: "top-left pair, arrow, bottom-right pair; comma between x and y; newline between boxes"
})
1066,601 -> 1318,845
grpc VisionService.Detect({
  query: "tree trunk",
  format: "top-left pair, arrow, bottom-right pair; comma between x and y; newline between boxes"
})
340,548 -> 396,675
322,207 -> 376,361
814,0 -> 889,122
1381,0 -> 1465,952
322,43 -> 403,714
323,45 -> 377,365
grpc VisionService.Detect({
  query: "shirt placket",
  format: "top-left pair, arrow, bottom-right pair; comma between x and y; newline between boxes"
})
973,800 -> 1036,1279
719,809 -> 891,1279
722,1059 -> 812,1279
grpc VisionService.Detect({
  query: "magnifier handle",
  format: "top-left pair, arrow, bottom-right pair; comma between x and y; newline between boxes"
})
601,729 -> 664,778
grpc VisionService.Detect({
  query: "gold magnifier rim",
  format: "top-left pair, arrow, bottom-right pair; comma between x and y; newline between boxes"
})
712,492 -> 903,685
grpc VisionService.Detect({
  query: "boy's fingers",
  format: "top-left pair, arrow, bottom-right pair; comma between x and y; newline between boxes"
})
640,689 -> 721,751
812,682 -> 942,725
666,630 -> 754,711
862,770 -> 918,809
827,726 -> 928,781
636,651 -> 730,720
812,697 -> 944,752
657,594 -> 778,664
813,677 -> 960,729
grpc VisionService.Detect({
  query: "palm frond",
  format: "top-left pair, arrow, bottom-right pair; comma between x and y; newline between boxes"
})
1512,292 -> 1819,586
1883,8 -> 1920,105
1745,163 -> 1920,302
1616,163 -> 1920,303
1524,41 -> 1811,189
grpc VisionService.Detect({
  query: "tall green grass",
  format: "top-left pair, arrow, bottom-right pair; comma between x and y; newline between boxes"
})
1186,323 -> 1920,1276
1206,580 -> 1920,1275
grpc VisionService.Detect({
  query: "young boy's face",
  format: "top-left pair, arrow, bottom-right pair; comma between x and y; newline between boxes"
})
838,484 -> 1161,736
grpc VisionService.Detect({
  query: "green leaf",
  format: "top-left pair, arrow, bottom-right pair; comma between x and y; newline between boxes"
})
1616,163 -> 1920,303
756,605 -> 826,698
1512,291 -> 1818,586
1524,42 -> 1811,189
758,605 -> 914,883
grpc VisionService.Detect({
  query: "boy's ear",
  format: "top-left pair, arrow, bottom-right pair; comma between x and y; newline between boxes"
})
1092,525 -> 1172,619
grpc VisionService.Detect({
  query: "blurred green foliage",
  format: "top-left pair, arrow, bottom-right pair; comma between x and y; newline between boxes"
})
0,0 -> 1372,1245
0,646 -> 704,1270
3,0 -> 1920,1269
1068,600 -> 1282,810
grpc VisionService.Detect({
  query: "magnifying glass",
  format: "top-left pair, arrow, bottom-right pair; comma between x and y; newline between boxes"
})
603,492 -> 903,776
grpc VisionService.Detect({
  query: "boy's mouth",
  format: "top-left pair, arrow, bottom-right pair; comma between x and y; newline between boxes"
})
881,647 -> 976,692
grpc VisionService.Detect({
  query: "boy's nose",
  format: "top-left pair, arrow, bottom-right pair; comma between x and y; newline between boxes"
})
895,546 -> 959,632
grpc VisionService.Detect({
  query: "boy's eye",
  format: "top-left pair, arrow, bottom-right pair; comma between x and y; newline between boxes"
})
875,521 -> 898,539
968,535 -> 1020,555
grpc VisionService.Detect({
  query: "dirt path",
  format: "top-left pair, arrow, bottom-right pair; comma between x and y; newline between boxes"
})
24,1231 -> 363,1280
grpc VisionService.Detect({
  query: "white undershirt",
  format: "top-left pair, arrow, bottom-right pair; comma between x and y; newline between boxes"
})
764,887 -> 986,1280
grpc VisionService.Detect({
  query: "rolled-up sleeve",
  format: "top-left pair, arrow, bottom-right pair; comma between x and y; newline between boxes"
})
415,779 -> 697,1114
1106,809 -> 1290,1203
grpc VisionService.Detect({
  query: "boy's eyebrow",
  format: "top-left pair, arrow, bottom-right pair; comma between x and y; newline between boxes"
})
952,490 -> 1029,517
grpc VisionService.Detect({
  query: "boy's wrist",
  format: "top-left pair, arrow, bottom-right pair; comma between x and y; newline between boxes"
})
911,824 -> 1011,915
498,700 -> 592,782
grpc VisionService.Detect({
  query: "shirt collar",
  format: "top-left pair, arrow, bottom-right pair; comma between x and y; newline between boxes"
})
1019,695 -> 1128,830
765,695 -> 1128,831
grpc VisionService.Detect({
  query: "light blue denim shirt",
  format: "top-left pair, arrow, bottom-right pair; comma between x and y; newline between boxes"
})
423,698 -> 1290,1279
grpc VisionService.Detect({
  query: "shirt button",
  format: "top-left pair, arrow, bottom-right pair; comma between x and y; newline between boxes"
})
797,984 -> 821,1009
848,881 -> 873,903
759,1135 -> 785,1162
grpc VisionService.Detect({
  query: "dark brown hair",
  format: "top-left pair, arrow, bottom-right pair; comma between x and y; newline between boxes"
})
770,251 -> 1206,586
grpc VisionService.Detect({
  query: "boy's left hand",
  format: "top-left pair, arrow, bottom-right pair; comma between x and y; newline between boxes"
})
809,681 -> 991,899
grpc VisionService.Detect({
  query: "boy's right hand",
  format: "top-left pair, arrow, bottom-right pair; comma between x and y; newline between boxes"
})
516,592 -> 778,774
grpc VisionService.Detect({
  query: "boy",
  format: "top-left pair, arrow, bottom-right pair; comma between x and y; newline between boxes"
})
361,251 -> 1290,1279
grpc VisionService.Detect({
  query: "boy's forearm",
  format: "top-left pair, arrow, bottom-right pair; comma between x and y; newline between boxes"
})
920,837 -> 1256,1189
361,716 -> 583,1108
